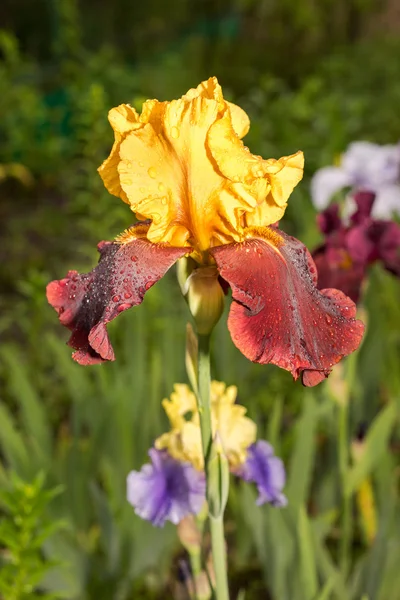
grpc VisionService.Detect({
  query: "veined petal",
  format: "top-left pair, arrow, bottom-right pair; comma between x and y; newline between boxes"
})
46,230 -> 188,364
211,228 -> 364,386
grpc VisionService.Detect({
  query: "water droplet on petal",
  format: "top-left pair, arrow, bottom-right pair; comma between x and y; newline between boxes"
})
158,182 -> 165,192
148,167 -> 157,178
170,126 -> 179,139
112,295 -> 120,302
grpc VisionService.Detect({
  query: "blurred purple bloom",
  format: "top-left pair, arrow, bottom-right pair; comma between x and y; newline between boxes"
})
311,141 -> 400,218
313,191 -> 400,302
127,448 -> 206,527
236,441 -> 287,507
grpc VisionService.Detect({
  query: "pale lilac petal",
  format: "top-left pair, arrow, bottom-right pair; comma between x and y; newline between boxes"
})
235,441 -> 287,507
342,142 -> 400,189
371,185 -> 400,219
310,166 -> 351,210
127,449 -> 205,527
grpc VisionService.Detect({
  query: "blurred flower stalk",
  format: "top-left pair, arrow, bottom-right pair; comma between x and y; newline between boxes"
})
46,78 -> 366,598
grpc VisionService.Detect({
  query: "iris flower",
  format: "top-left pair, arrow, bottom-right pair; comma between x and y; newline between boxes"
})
155,381 -> 256,470
47,78 -> 363,386
311,141 -> 400,218
127,448 -> 206,527
127,382 -> 286,525
313,191 -> 400,303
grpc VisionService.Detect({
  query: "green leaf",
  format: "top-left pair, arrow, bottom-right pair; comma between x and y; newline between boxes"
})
298,505 -> 318,599
345,402 -> 397,497
286,391 -> 318,510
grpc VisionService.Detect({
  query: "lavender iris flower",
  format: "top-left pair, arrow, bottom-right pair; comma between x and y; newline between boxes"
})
236,441 -> 287,507
127,448 -> 206,527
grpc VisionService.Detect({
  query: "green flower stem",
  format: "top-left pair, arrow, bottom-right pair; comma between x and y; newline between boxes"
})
198,334 -> 212,464
197,333 -> 230,600
209,515 -> 229,600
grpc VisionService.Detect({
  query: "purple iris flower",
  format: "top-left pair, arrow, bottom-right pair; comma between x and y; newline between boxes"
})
236,441 -> 287,507
127,449 -> 206,527
312,191 -> 400,303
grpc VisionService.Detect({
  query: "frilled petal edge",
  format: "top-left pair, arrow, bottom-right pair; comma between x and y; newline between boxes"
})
211,228 -> 365,386
46,235 -> 188,364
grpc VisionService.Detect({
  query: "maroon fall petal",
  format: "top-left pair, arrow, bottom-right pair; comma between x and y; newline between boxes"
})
47,239 -> 188,364
211,230 -> 364,386
317,204 -> 342,235
350,191 -> 375,225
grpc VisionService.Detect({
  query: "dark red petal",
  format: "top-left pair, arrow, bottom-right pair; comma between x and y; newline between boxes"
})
210,230 -> 364,386
313,247 -> 366,304
350,191 -> 375,225
317,204 -> 342,235
47,239 -> 187,364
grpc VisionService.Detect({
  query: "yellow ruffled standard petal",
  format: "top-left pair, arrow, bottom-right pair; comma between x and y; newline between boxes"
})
155,380 -> 257,471
161,384 -> 197,429
208,110 -> 304,226
98,77 -> 303,253
98,104 -> 141,203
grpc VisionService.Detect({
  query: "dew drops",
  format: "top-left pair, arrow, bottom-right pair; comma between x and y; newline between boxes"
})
158,182 -> 165,192
139,161 -> 144,167
170,126 -> 179,139
139,186 -> 147,193
145,281 -> 152,290
161,198 -> 167,205
148,167 -> 157,178
124,292 -> 132,299
112,295 -> 120,302
131,256 -> 138,262
326,315 -> 332,324
121,177 -> 133,186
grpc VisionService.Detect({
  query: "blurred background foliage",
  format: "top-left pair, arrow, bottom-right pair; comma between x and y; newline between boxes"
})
1,0 -> 400,598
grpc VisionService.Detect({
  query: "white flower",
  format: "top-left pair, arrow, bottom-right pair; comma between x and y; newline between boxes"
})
311,141 -> 400,218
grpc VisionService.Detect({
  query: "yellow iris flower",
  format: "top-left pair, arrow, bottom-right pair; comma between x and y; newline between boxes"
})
155,381 -> 257,470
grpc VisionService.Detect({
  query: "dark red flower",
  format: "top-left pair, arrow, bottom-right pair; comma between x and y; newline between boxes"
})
313,191 -> 400,303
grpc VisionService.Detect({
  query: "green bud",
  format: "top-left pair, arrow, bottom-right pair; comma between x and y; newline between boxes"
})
185,267 -> 225,335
